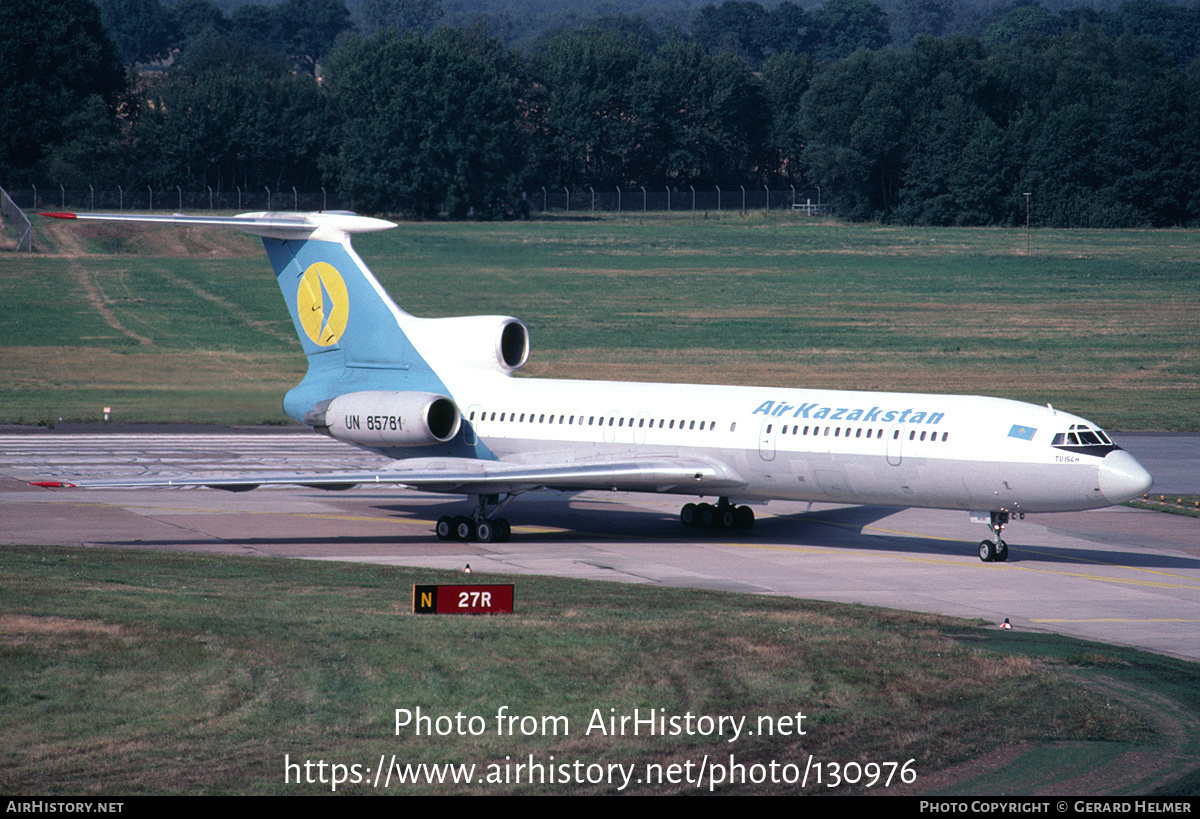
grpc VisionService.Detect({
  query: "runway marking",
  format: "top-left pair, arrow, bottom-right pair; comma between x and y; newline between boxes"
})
1012,543 -> 1200,585
848,519 -> 1200,589
714,528 -> 1200,591
1031,618 -> 1200,624
118,504 -> 568,537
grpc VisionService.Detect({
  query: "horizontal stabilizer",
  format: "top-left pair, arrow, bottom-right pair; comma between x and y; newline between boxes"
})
38,211 -> 396,241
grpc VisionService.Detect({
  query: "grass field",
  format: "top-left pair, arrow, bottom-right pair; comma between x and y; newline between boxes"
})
4,212 -> 1199,796
2,544 -> 1198,795
4,212 -> 1198,429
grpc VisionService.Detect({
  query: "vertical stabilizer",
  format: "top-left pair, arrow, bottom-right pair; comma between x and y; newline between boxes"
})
39,211 -> 454,423
255,224 -> 454,422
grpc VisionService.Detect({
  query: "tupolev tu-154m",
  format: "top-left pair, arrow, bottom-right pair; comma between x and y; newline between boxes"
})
36,211 -> 1153,561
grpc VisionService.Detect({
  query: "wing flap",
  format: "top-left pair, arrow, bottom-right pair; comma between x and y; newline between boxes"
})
33,456 -> 747,496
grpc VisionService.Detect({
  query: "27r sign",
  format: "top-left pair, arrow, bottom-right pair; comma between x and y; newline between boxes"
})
413,584 -> 514,615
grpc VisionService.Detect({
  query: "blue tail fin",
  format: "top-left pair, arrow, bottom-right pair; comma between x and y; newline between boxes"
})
39,211 -> 527,451
259,226 -> 453,421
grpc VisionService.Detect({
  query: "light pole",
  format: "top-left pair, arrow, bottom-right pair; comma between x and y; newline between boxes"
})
1024,192 -> 1031,255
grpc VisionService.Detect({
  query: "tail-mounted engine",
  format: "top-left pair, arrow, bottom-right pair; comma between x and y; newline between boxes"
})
405,315 -> 530,374
305,391 -> 461,447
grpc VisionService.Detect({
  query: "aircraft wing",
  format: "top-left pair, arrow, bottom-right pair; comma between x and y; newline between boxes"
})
33,456 -> 748,496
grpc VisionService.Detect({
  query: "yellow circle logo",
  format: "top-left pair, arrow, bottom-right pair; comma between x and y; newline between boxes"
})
296,262 -> 349,346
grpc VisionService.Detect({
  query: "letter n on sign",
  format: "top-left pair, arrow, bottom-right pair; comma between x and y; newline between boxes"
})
413,584 -> 514,614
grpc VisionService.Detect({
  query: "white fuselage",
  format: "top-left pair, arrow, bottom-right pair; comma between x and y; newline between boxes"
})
368,370 -> 1150,515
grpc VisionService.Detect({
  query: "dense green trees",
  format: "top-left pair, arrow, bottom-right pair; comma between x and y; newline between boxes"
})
529,28 -> 647,188
8,0 -> 1200,226
795,27 -> 1200,226
133,32 -> 329,193
0,0 -> 126,185
322,27 -> 531,216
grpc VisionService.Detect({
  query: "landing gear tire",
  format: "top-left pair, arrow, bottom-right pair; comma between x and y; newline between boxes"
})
475,519 -> 496,543
436,516 -> 455,541
995,540 -> 1009,562
680,501 -> 755,531
979,539 -> 997,562
454,516 -> 474,542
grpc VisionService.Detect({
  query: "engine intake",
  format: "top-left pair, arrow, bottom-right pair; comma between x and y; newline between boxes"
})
306,391 -> 461,447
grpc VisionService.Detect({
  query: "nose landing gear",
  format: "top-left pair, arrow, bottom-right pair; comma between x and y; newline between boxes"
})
978,511 -> 1013,562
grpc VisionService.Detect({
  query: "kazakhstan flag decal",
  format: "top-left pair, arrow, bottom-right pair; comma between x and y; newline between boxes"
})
1008,424 -> 1037,441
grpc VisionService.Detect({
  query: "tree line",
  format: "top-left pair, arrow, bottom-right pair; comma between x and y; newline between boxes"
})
4,0 -> 1200,225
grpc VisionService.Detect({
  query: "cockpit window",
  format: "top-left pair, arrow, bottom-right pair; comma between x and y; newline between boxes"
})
1051,424 -> 1119,457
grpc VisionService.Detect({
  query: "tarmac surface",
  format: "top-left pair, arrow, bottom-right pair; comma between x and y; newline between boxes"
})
2,428 -> 1198,661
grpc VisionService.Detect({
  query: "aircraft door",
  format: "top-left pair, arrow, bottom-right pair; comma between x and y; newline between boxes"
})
603,411 -> 619,444
886,425 -> 904,466
634,413 -> 649,445
464,404 -> 481,446
759,418 -> 777,461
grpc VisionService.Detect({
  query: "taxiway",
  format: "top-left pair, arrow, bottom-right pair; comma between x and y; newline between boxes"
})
2,429 -> 1198,660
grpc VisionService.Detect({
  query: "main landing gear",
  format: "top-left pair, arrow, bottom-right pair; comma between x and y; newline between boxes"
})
436,493 -> 515,543
978,510 -> 1019,562
680,498 -> 755,530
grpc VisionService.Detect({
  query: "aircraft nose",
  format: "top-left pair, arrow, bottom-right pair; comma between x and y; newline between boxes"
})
1099,450 -> 1154,504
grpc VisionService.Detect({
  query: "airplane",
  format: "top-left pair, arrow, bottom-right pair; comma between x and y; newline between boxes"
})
36,210 -> 1154,561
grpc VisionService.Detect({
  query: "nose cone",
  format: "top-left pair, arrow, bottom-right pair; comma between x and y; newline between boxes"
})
1099,450 -> 1154,504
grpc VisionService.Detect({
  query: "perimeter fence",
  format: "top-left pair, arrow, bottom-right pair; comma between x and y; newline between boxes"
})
7,185 -> 831,217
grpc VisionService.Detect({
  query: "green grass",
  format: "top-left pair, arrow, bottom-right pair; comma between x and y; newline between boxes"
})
4,212 -> 1198,428
1128,495 -> 1200,519
2,544 -> 1198,795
